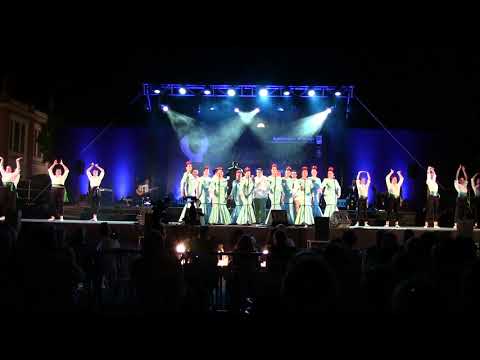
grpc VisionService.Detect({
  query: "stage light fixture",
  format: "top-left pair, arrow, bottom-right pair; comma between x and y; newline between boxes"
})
234,107 -> 240,113
326,107 -> 332,114
178,87 -> 187,95
162,105 -> 169,112
334,91 -> 342,97
308,89 -> 316,97
277,107 -> 285,112
257,122 -> 266,128
176,243 -> 186,254
259,88 -> 268,97
209,106 -> 215,111
283,90 -> 291,96
204,89 -> 212,95
253,107 -> 260,114
153,89 -> 161,94
227,89 -> 236,97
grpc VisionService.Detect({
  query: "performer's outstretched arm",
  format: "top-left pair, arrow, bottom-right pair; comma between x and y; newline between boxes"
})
386,169 -> 394,186
86,163 -> 94,179
462,166 -> 468,182
14,157 -> 22,174
0,156 -> 4,176
397,171 -> 404,187
456,165 -> 462,181
367,171 -> 371,187
96,164 -> 105,180
60,160 -> 70,177
48,160 -> 57,178
472,173 -> 478,190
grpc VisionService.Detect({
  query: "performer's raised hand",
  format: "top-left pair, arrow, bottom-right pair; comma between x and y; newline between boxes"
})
16,157 -> 23,162
53,160 -> 58,165
397,170 -> 402,175
90,162 -> 95,167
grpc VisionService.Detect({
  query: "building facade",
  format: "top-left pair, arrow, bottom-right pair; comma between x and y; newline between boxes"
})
0,97 -> 48,179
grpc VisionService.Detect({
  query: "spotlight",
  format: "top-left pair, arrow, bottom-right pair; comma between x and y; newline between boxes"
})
259,88 -> 268,97
262,249 -> 269,255
334,91 -> 342,97
253,107 -> 260,113
283,90 -> 291,96
256,122 -> 266,128
179,87 -> 187,95
204,89 -> 212,95
209,106 -> 215,111
175,242 -> 186,254
277,107 -> 285,112
308,89 -> 316,97
162,105 -> 169,112
227,89 -> 236,97
326,107 -> 332,114
153,89 -> 161,94
234,107 -> 240,113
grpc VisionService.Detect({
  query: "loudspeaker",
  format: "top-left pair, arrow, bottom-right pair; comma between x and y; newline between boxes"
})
75,160 -> 85,175
408,163 -> 419,180
315,216 -> 330,241
267,210 -> 288,226
330,211 -> 351,228
165,206 -> 183,222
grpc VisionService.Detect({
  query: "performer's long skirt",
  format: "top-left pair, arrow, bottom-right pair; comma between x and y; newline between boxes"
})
209,204 -> 231,225
237,204 -> 256,225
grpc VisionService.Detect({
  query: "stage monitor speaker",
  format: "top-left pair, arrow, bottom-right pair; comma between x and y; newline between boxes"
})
75,160 -> 85,175
457,220 -> 474,238
165,206 -> 184,222
267,210 -> 288,226
99,189 -> 114,207
315,216 -> 330,241
329,211 -> 351,229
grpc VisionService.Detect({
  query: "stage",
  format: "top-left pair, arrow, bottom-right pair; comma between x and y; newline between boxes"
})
20,218 -> 143,249
164,223 -> 480,251
19,218 -> 480,251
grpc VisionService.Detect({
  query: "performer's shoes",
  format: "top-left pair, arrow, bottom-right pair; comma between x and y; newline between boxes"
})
453,224 -> 457,230
434,223 -> 440,229
395,224 -> 400,228
48,217 -> 55,222
353,222 -> 359,227
424,224 -> 429,229
59,216 -> 64,221
0,216 -> 5,222
364,223 -> 370,227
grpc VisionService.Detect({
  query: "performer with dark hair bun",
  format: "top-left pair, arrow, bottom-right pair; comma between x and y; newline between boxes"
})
237,167 -> 256,225
209,167 -> 231,225
454,164 -> 468,230
0,156 -> 22,222
385,169 -> 404,227
48,160 -> 69,221
310,165 -> 323,218
320,166 -> 341,218
425,166 -> 440,228
295,166 -> 314,225
86,162 -> 105,222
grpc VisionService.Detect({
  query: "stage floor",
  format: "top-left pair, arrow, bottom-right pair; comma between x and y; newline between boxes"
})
20,218 -> 142,249
19,219 -> 480,251
165,223 -> 480,251
21,219 -> 137,225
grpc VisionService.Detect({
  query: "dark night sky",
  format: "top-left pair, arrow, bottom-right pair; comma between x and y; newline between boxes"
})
2,47 -> 479,129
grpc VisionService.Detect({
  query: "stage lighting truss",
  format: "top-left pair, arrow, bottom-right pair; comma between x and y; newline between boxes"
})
142,83 -> 354,111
